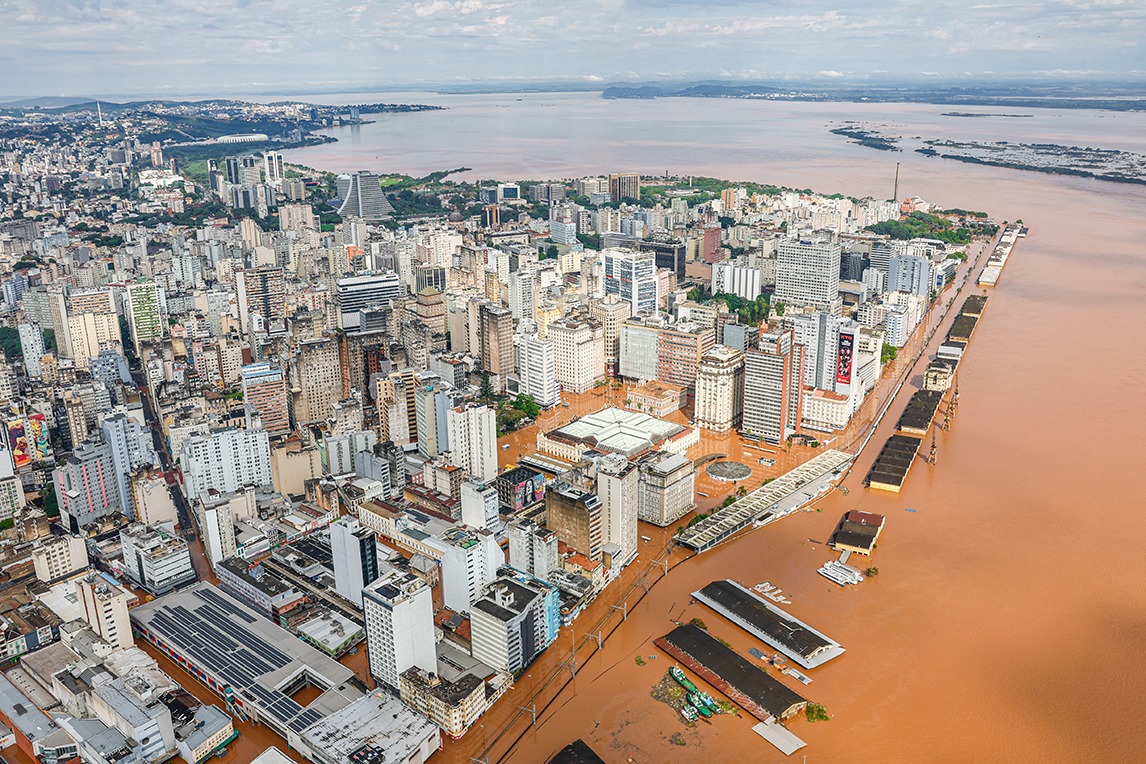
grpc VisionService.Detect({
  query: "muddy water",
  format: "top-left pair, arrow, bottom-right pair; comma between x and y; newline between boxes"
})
275,95 -> 1146,762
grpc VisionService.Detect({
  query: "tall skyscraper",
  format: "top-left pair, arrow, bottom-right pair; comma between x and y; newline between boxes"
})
336,273 -> 404,331
596,454 -> 639,566
589,294 -> 631,372
54,440 -> 121,532
603,249 -> 658,315
656,322 -> 715,397
100,414 -> 156,520
293,337 -> 340,425
479,303 -> 513,385
17,323 -> 43,378
519,335 -> 558,408
264,151 -> 285,183
330,517 -> 380,604
125,281 -> 162,356
608,172 -> 640,203
775,238 -> 842,307
743,329 -> 804,443
337,171 -> 395,220
235,267 -> 285,333
888,254 -> 932,296
179,427 -> 272,496
241,363 -> 290,435
362,570 -> 436,691
446,403 -> 498,481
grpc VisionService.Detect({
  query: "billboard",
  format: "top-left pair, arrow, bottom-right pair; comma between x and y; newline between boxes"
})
836,333 -> 855,385
27,414 -> 49,461
6,420 -> 29,469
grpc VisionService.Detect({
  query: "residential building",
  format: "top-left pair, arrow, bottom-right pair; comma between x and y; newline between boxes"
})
235,267 -> 286,333
31,534 -> 89,582
362,570 -> 436,691
293,337 -> 340,425
479,303 -> 513,385
440,526 -> 502,614
54,440 -> 121,532
589,294 -> 631,372
446,403 -> 498,481
241,363 -> 291,436
414,377 -> 457,459
507,518 -> 558,581
100,414 -> 156,520
68,310 -> 120,368
460,480 -> 500,531
608,173 -> 639,203
76,572 -> 133,651
694,346 -> 745,431
125,281 -> 162,355
179,428 -> 272,496
17,323 -> 44,377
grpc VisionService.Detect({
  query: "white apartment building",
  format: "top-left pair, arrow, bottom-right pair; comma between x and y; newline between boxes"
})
775,238 -> 842,307
596,454 -> 639,566
75,572 -> 133,651
439,526 -> 502,615
636,452 -> 696,527
507,518 -> 558,581
460,480 -> 500,531
362,570 -> 436,691
119,523 -> 196,595
446,403 -> 498,482
519,334 -> 558,408
31,534 -> 89,582
179,427 -> 272,496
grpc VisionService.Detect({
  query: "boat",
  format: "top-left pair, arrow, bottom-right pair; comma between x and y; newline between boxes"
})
785,668 -> 813,685
671,668 -> 699,694
689,694 -> 713,717
698,692 -> 719,710
681,705 -> 697,722
905,507 -> 917,512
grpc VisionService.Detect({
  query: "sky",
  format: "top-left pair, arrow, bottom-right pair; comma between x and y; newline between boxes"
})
1,0 -> 1144,97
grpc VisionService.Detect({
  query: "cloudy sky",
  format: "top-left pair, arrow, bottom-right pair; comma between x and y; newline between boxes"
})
2,0 -> 1143,97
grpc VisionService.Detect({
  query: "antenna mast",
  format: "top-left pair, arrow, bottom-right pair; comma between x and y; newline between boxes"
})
893,162 -> 900,203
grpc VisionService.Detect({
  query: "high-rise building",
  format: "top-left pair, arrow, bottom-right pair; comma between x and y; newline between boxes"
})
338,171 -> 395,220
336,273 -> 404,331
179,427 -> 272,496
293,337 -> 340,425
126,281 -> 162,355
656,322 -> 715,397
461,479 -> 500,531
68,311 -> 120,368
264,151 -> 285,183
596,454 -> 638,566
743,329 -> 804,443
550,316 -> 605,394
362,570 -> 436,691
721,322 -> 759,353
17,323 -> 43,377
508,271 -> 535,323
279,203 -> 316,233
479,303 -> 513,385
235,267 -> 285,333
702,225 -> 723,264
546,484 -> 603,561
470,576 -> 559,674
439,526 -> 502,614
619,315 -> 661,382
446,403 -> 498,481
241,363 -> 290,436
415,287 -> 445,335
608,172 -> 640,203
414,376 -> 457,459
888,254 -> 932,296
603,249 -> 658,315
775,239 -> 842,307
519,335 -> 559,408
330,517 -> 381,604
636,451 -> 696,527
31,534 -> 89,583
694,346 -> 745,432
119,523 -> 196,595
589,295 -> 631,373
54,440 -> 121,532
100,414 -> 156,519
711,260 -> 763,300
788,312 -> 864,393
76,572 -> 133,650
507,518 -> 558,581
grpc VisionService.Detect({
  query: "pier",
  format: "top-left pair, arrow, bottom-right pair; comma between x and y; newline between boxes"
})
692,580 -> 846,669
865,434 -> 923,492
654,624 -> 807,723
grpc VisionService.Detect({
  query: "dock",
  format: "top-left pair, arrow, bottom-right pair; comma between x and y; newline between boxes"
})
752,721 -> 807,756
691,580 -> 845,669
864,434 -> 922,492
655,624 -> 807,723
895,389 -> 943,436
978,223 -> 1022,286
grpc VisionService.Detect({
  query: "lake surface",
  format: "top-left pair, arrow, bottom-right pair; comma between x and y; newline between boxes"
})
281,91 -> 1146,763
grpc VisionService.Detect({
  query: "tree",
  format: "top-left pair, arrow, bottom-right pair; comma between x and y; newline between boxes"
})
546,245 -> 559,260
0,328 -> 21,358
773,301 -> 785,316
512,394 -> 540,419
736,486 -> 747,498
479,372 -> 494,401
42,483 -> 59,518
42,328 -> 55,350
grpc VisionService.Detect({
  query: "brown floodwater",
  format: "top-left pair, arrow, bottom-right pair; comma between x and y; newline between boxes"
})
277,94 -> 1146,762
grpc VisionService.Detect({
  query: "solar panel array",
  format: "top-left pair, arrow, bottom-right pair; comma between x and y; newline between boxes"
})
146,588 -> 325,734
